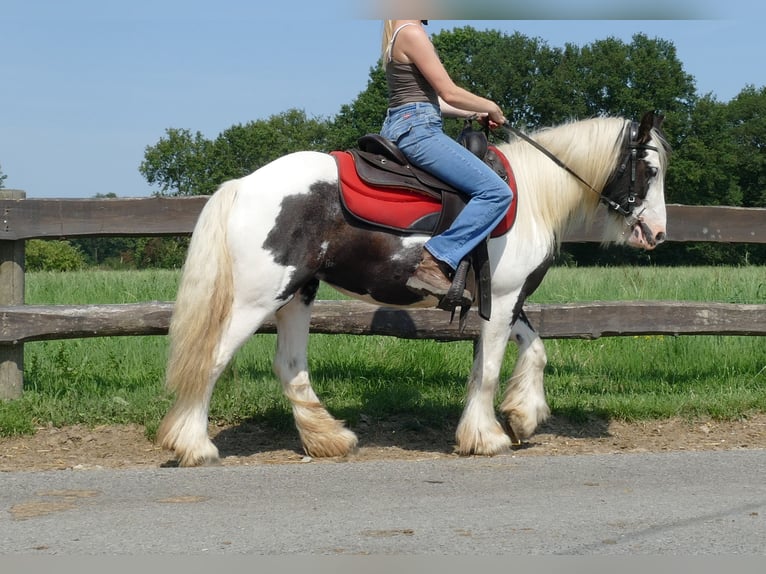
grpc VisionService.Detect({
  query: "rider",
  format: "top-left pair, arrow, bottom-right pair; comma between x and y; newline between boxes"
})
380,19 -> 511,303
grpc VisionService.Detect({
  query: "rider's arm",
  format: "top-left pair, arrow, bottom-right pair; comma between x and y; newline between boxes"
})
393,22 -> 506,125
438,97 -> 484,120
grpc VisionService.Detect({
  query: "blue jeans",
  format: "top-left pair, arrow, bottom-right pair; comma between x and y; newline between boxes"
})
381,101 -> 512,270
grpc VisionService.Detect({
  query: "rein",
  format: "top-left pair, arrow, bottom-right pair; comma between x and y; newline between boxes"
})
501,121 -> 656,227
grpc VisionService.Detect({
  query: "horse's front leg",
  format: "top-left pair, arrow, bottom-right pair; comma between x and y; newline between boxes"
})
275,295 -> 358,458
455,315 -> 514,455
499,310 -> 550,442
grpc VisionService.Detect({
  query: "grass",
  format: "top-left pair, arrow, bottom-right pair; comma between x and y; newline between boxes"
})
0,266 -> 764,437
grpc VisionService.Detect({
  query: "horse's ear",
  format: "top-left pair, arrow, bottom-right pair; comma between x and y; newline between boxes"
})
637,111 -> 664,143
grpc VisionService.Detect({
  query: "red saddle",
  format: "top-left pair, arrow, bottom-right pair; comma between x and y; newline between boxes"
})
331,144 -> 518,238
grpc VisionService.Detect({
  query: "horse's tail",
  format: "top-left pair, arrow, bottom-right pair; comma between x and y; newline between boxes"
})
157,181 -> 238,451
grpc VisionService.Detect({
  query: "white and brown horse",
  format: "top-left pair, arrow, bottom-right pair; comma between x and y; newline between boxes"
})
158,111 -> 669,466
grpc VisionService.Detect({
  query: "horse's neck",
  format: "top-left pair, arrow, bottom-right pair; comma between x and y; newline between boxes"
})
500,142 -> 600,242
502,119 -> 621,239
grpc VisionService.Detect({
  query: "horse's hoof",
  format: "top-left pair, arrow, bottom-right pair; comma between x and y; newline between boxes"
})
173,442 -> 221,468
301,428 -> 359,458
501,409 -> 544,444
454,426 -> 512,456
500,417 -> 522,446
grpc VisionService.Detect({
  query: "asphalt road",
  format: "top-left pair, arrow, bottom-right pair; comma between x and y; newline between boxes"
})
2,449 -> 764,555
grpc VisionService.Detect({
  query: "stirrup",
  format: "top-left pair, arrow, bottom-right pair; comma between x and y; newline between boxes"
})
437,259 -> 473,331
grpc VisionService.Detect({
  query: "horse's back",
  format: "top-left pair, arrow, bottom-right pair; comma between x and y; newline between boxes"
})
237,150 -> 337,193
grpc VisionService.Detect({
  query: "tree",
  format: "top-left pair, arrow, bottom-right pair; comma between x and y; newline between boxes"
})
330,27 -> 696,139
209,109 -> 332,186
25,240 -> 86,271
433,27 -> 570,129
574,34 -> 695,121
140,110 -> 333,197
139,128 -> 215,196
0,163 -> 7,189
666,96 -> 742,206
726,86 -> 766,208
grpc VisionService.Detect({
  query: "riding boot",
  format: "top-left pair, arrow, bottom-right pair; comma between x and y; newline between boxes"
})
406,249 -> 471,305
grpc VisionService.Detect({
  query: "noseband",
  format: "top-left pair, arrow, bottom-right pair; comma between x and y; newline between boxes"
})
503,121 -> 658,227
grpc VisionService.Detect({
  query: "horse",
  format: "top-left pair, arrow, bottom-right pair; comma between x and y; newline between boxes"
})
157,110 -> 670,467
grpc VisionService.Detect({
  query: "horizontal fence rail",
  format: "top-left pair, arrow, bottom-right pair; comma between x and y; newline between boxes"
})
1,197 -> 765,243
1,300 -> 765,344
1,192 -> 765,399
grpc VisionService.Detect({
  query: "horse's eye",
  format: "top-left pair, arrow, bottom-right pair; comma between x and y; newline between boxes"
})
647,166 -> 658,179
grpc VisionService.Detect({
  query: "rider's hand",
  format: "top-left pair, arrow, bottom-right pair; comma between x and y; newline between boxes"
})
477,113 -> 503,130
488,105 -> 506,127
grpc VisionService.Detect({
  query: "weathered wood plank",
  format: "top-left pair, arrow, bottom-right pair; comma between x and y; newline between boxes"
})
0,196 -> 209,239
665,205 -> 766,243
1,198 -> 765,243
0,190 -> 26,399
2,300 -> 764,344
560,205 -> 766,243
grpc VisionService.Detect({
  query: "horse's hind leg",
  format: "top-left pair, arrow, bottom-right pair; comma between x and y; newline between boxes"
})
275,289 -> 358,458
160,304 -> 276,467
499,311 -> 550,442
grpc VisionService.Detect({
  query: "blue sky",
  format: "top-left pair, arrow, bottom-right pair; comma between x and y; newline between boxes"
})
1,0 -> 762,198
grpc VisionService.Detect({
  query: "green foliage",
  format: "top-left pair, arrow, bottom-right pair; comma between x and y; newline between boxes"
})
71,236 -> 190,270
726,86 -> 766,208
0,162 -> 7,189
140,110 -> 333,196
72,236 -> 140,268
667,96 -> 743,206
139,128 -> 214,196
208,109 -> 332,183
25,239 -> 86,272
132,236 -> 189,269
429,28 -> 695,129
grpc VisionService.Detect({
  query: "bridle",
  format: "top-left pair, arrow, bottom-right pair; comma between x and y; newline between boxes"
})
503,120 -> 659,227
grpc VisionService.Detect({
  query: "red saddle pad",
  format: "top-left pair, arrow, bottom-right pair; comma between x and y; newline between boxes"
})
331,145 -> 517,238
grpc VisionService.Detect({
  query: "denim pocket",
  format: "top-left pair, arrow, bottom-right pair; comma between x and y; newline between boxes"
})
383,104 -> 442,144
382,114 -> 414,142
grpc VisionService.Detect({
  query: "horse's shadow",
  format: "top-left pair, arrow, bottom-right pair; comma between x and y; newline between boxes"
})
209,381 -> 614,461
207,307 -> 614,460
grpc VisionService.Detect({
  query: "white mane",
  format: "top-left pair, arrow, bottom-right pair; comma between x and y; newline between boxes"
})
494,116 -> 630,247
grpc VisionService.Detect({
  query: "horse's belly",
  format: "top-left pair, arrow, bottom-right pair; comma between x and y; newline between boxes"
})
323,283 -> 437,309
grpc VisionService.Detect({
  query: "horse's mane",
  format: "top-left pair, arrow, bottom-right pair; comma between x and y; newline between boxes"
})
494,116 -> 656,248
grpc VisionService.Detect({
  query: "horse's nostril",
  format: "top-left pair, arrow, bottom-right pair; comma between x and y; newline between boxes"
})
655,231 -> 666,243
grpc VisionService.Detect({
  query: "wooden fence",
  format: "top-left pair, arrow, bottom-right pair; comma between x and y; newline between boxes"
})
1,190 -> 765,399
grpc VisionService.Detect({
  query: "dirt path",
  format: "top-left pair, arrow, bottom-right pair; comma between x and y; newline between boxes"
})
2,414 -> 765,471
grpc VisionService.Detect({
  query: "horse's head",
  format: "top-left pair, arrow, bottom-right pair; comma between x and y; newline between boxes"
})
601,111 -> 669,250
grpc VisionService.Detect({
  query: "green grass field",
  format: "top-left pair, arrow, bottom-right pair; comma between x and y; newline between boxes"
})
1,266 -> 764,437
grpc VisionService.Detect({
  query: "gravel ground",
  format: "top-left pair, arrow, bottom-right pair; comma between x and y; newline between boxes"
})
2,413 -> 764,471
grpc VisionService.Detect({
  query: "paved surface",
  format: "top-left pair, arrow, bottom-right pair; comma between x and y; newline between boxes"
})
1,450 -> 764,555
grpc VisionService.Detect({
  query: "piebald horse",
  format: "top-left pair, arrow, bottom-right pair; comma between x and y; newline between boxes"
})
158,111 -> 669,466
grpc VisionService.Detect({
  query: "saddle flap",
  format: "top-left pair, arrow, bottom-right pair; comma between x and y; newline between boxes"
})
350,149 -> 445,200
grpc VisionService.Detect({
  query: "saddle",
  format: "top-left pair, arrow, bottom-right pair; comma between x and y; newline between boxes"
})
331,124 -> 518,322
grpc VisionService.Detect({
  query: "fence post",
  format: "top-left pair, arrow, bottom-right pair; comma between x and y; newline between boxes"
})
0,189 -> 25,399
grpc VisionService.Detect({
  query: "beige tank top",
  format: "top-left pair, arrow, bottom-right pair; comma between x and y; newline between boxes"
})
385,23 -> 439,108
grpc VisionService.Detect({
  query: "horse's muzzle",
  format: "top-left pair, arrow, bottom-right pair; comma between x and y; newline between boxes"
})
627,221 -> 666,250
